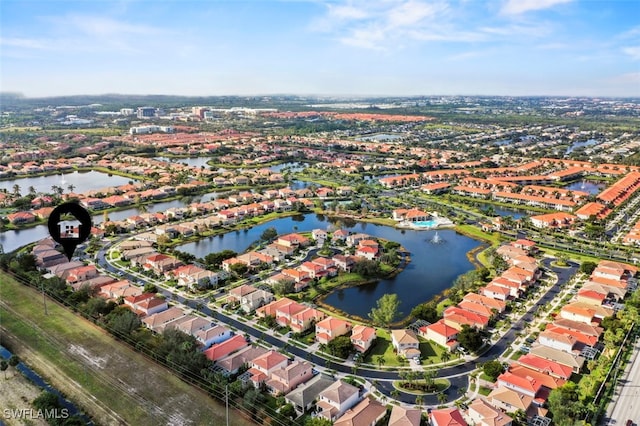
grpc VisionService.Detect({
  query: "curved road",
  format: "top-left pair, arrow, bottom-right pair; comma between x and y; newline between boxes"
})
96,238 -> 578,406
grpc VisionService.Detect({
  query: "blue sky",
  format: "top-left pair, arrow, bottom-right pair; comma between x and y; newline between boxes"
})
1,0 -> 639,98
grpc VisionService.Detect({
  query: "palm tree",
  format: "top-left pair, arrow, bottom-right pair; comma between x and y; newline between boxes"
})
12,184 -> 21,197
67,184 -> 75,193
376,355 -> 385,368
415,395 -> 424,408
28,186 -> 36,197
437,392 -> 448,405
390,389 -> 400,400
440,350 -> 451,364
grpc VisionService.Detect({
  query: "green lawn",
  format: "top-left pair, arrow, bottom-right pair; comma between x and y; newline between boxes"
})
478,386 -> 492,396
362,330 -> 447,367
0,273 -> 254,426
419,338 -> 447,364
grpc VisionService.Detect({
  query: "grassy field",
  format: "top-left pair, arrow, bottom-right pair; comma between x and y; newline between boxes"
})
0,272 -> 255,426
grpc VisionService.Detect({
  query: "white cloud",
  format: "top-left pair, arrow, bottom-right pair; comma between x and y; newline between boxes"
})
622,46 -> 640,61
313,0 -> 480,49
0,37 -> 47,49
63,15 -> 164,38
501,0 -> 573,15
386,0 -> 445,28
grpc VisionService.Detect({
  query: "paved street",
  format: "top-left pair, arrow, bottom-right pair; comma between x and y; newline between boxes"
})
604,338 -> 640,425
94,234 -> 580,408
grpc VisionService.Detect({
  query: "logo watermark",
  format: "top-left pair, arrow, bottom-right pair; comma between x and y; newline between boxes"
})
3,408 -> 70,420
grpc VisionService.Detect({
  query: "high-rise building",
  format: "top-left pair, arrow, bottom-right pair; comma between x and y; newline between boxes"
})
136,107 -> 156,119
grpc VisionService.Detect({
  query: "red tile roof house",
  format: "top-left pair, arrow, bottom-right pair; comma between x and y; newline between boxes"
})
538,330 -> 583,353
488,277 -> 523,298
142,253 -> 183,275
277,233 -> 310,248
355,245 -> 378,260
256,297 -> 296,319
289,306 -> 326,334
316,317 -> 352,345
246,350 -> 289,389
508,364 -> 567,392
457,300 -> 496,319
545,321 -> 602,348
65,265 -> 98,285
7,211 -> 36,225
265,360 -> 314,395
124,293 -> 168,316
350,325 -> 377,353
418,320 -> 459,352
429,407 -> 466,426
443,306 -> 490,330
462,293 -> 507,313
274,300 -> 307,327
497,371 -> 546,399
517,353 -> 573,380
204,335 -> 249,362
481,285 -> 511,301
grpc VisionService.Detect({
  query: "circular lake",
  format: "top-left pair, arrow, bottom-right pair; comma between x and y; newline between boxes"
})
178,214 -> 482,319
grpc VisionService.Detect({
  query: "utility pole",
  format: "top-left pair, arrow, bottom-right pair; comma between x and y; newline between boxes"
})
225,384 -> 229,426
41,280 -> 48,315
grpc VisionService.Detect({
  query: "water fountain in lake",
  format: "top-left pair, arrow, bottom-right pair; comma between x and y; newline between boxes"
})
430,231 -> 444,244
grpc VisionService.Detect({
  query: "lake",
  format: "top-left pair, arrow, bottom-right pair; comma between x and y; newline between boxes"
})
564,180 -> 606,195
0,198 -> 201,253
356,134 -> 403,142
0,171 -> 135,196
566,139 -> 598,154
177,214 -> 481,318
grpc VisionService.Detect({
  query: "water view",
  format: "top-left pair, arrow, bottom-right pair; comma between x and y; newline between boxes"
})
356,133 -> 403,142
0,171 -> 135,195
0,198 -> 199,253
178,214 -> 481,318
566,139 -> 599,154
153,156 -> 212,168
564,180 -> 606,195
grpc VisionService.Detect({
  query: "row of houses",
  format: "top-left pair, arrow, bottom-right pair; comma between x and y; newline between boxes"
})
478,259 -> 635,422
428,259 -> 636,426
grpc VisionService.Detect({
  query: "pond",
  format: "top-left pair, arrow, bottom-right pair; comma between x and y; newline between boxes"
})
356,134 -> 403,142
0,171 -> 135,196
153,156 -> 212,169
177,214 -> 481,318
474,202 -> 527,219
566,139 -> 598,154
564,180 -> 606,195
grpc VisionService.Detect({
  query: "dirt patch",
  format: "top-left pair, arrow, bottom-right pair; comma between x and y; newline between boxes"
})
0,369 -> 50,426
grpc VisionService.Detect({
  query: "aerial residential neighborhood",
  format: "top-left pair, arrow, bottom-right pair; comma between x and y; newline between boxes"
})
2,1 -> 640,425
1,93 -> 639,426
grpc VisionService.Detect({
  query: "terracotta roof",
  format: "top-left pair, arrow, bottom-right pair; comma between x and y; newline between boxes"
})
429,407 -> 466,426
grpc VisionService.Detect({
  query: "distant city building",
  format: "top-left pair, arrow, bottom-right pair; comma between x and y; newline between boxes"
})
120,108 -> 135,115
129,125 -> 174,135
136,107 -> 156,119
